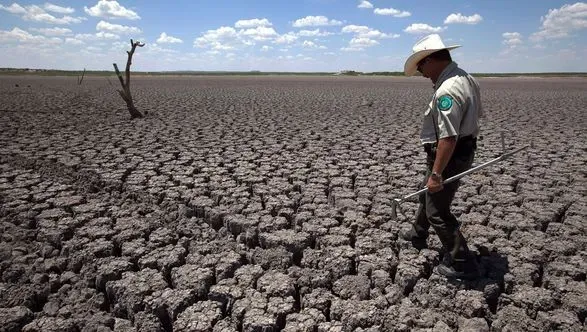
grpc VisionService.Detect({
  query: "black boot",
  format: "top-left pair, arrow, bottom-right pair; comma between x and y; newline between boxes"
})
400,225 -> 428,250
435,231 -> 480,279
435,254 -> 480,279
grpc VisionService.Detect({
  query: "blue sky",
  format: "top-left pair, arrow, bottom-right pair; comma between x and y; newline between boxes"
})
1,0 -> 586,73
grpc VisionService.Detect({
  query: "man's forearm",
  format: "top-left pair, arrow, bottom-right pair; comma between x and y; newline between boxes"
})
432,137 -> 457,176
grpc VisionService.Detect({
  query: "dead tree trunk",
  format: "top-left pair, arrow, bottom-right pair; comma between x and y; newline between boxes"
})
77,68 -> 85,85
113,39 -> 144,119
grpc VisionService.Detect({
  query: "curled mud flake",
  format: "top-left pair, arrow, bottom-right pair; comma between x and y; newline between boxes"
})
138,244 -> 186,278
21,316 -> 78,332
257,271 -> 296,298
170,265 -> 214,299
173,301 -> 223,332
95,258 -> 134,291
0,283 -> 50,310
133,311 -> 165,332
0,306 -> 34,332
536,309 -> 583,332
332,275 -> 370,300
247,247 -> 293,271
283,308 -> 326,332
144,288 -> 197,324
36,208 -> 71,220
498,285 -> 559,319
105,268 -> 168,321
259,229 -> 312,256
330,298 -> 385,330
490,304 -> 543,331
233,264 -> 264,288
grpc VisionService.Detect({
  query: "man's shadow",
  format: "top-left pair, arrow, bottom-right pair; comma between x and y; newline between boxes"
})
446,247 -> 510,314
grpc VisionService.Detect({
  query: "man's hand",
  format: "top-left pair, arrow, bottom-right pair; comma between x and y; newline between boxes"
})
427,174 -> 443,193
429,136 -> 457,193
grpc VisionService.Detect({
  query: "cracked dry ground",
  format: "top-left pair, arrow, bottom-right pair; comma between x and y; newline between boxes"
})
0,76 -> 585,332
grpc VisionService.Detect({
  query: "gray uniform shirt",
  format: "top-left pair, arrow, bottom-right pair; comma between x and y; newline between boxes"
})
420,62 -> 483,145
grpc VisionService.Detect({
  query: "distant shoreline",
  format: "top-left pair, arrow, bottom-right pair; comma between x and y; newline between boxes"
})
0,68 -> 585,78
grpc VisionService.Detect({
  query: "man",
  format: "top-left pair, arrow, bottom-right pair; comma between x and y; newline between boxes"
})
401,34 -> 482,279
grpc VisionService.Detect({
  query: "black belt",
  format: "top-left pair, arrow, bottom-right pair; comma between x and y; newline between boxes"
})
424,135 -> 477,156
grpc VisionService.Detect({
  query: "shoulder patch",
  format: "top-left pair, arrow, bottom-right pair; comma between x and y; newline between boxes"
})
437,95 -> 453,111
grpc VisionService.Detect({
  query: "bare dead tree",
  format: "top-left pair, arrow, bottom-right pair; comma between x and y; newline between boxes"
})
113,39 -> 145,119
77,68 -> 86,85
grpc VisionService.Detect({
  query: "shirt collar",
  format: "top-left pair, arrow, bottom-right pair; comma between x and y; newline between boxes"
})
434,61 -> 458,90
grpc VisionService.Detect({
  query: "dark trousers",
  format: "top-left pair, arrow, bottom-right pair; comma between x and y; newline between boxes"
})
414,142 -> 475,266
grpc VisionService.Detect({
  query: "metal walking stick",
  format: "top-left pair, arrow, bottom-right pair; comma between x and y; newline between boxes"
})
390,134 -> 530,220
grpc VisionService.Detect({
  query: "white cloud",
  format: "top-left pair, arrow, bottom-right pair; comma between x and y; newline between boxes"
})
444,13 -> 483,25
303,40 -> 317,48
302,40 -> 327,49
340,24 -> 397,52
0,3 -> 85,24
350,37 -> 379,47
157,32 -> 183,44
342,24 -> 399,39
240,26 -> 278,41
96,20 -> 141,34
44,3 -> 75,14
530,2 -> 587,42
146,43 -> 179,54
194,26 -> 239,49
503,32 -> 523,47
235,18 -> 272,28
261,45 -> 272,51
297,29 -> 333,37
374,8 -> 411,18
358,1 -> 373,9
96,31 -> 120,40
341,36 -> 380,52
342,25 -> 370,34
341,47 -> 364,52
29,27 -> 72,36
0,3 -> 26,14
0,27 -> 62,44
404,23 -> 446,34
75,32 -> 120,41
84,46 -> 101,52
274,32 -> 298,44
292,15 -> 342,27
210,43 -> 234,50
110,40 -> 129,50
532,43 -> 547,50
84,0 -> 140,20
195,24 -> 284,50
65,37 -> 84,45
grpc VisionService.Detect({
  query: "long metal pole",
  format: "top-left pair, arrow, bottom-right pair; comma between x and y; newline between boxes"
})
398,144 -> 530,202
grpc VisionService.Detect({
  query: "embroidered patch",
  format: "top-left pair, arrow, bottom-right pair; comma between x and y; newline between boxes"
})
437,95 -> 453,111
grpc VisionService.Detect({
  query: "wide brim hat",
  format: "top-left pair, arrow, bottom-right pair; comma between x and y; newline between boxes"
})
404,34 -> 461,76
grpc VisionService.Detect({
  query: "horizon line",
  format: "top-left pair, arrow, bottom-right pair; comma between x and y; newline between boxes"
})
1,67 -> 586,76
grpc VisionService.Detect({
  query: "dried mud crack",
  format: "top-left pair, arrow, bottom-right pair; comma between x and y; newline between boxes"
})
0,76 -> 585,332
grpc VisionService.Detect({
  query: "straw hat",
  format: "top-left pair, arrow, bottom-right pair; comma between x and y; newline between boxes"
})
404,34 -> 461,76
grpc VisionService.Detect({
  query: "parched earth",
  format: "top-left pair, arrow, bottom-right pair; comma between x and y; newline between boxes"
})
0,75 -> 585,332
